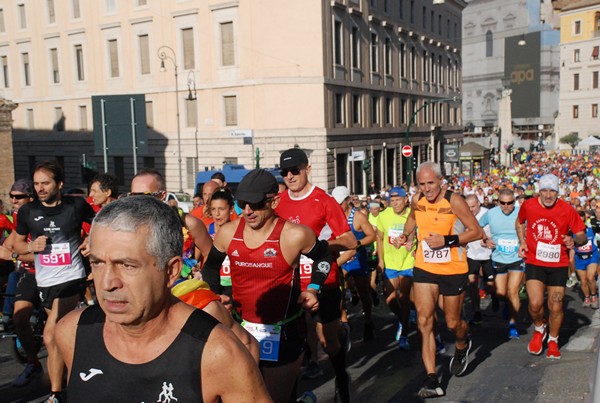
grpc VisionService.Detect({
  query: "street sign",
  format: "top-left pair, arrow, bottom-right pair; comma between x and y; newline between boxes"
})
348,150 -> 366,161
402,145 -> 413,157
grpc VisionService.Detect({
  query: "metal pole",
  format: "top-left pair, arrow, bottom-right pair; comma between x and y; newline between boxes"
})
100,98 -> 108,173
130,97 -> 138,175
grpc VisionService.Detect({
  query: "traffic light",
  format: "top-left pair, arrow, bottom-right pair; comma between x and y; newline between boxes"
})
362,159 -> 371,172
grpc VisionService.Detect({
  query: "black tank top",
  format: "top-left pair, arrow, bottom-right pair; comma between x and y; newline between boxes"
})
68,304 -> 218,402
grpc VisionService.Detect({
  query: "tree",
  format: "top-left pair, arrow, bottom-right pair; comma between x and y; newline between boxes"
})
559,132 -> 580,149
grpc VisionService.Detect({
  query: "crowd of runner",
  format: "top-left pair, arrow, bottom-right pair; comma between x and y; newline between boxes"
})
0,149 -> 598,402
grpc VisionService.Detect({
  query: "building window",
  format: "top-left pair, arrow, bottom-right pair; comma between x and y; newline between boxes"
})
431,10 -> 435,33
224,95 -> 237,126
186,157 -> 198,189
352,94 -> 361,125
0,9 -> 5,32
139,34 -> 150,75
186,99 -> 198,128
26,108 -> 34,130
384,0 -> 390,13
438,14 -> 442,35
143,157 -> 155,168
334,20 -> 343,66
54,107 -> 64,131
410,47 -> 416,80
75,44 -> 84,81
182,28 -> 195,70
50,48 -> 59,84
108,39 -> 119,78
593,71 -> 598,89
485,30 -> 493,57
399,43 -> 406,78
574,49 -> 580,62
334,93 -> 345,125
113,157 -> 124,186
399,0 -> 403,19
47,0 -> 56,24
22,53 -> 30,86
423,51 -> 428,81
410,0 -> 415,24
573,105 -> 579,119
371,96 -> 379,125
370,32 -> 378,72
138,0 -> 147,5
2,55 -> 8,88
574,20 -> 581,35
438,55 -> 443,85
18,4 -> 26,29
593,46 -> 599,60
384,37 -> 392,75
593,104 -> 598,118
384,97 -> 392,125
72,0 -> 80,19
105,0 -> 116,13
430,53 -> 435,83
422,6 -> 427,29
574,73 -> 579,90
351,26 -> 360,69
221,22 -> 235,66
145,100 -> 153,128
400,99 -> 406,124
79,105 -> 87,130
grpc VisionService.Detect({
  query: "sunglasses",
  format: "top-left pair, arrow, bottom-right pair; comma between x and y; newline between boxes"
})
499,200 -> 515,206
127,191 -> 163,198
238,198 -> 273,211
280,167 -> 302,177
9,193 -> 29,200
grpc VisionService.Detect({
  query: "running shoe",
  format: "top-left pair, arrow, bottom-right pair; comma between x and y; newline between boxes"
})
12,362 -> 43,387
519,285 -> 528,300
435,335 -> 446,355
341,322 -> 352,353
583,296 -> 591,308
302,362 -> 324,380
409,309 -> 417,325
546,340 -> 561,360
449,339 -> 472,376
363,320 -> 374,341
469,311 -> 483,325
398,336 -> 410,350
45,393 -> 64,403
527,324 -> 547,355
418,374 -> 445,398
592,295 -> 599,309
395,322 -> 403,341
508,323 -> 519,340
566,273 -> 579,288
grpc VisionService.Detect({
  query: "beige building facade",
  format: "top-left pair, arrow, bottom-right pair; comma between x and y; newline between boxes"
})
1,0 -> 464,195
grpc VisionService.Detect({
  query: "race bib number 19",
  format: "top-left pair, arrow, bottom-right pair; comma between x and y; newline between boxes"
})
39,243 -> 71,266
241,321 -> 281,362
535,241 -> 561,263
422,241 -> 451,263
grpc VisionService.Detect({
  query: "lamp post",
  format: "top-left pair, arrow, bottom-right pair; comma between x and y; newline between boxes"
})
186,71 -> 198,175
157,45 -> 183,193
404,96 -> 460,187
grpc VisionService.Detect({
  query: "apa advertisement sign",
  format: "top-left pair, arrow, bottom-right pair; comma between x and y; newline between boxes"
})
504,31 -> 541,119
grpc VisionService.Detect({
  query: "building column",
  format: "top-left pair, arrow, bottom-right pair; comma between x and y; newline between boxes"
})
0,99 -> 18,200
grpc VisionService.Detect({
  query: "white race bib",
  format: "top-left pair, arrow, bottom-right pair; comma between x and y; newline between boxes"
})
535,241 -> 561,263
422,241 -> 451,263
241,320 -> 281,362
497,239 -> 519,254
39,242 -> 71,267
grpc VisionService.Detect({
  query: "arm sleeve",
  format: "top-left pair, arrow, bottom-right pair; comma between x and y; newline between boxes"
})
15,206 -> 30,236
201,245 -> 227,293
305,239 -> 333,288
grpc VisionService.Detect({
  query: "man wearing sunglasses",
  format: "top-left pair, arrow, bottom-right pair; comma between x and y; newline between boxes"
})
275,148 -> 356,402
202,169 -> 332,402
478,188 -> 524,340
516,174 -> 586,360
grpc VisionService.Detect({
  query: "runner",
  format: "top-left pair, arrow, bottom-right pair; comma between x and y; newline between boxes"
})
13,161 -> 95,403
375,186 -> 416,350
202,169 -> 331,402
55,196 -> 271,402
274,147 -> 356,402
479,188 -> 525,339
517,173 -> 586,359
399,161 -> 483,398
88,173 -> 118,208
332,186 -> 376,341
571,210 -> 598,309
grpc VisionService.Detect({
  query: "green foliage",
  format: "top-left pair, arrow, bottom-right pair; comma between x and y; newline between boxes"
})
559,132 -> 580,149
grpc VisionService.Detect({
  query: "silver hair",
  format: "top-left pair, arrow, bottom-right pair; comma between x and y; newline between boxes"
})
416,161 -> 442,178
90,196 -> 183,270
465,194 -> 479,204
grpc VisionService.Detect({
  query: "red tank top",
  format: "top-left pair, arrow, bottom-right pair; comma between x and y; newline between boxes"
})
228,217 -> 301,324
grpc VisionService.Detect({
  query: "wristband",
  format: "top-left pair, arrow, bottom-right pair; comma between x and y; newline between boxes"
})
307,283 -> 321,292
443,235 -> 460,247
355,240 -> 362,250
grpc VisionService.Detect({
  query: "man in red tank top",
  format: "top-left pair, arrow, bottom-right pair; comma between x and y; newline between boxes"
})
202,169 -> 332,403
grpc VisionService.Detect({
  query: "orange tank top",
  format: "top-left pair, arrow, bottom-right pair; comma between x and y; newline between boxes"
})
414,190 -> 467,275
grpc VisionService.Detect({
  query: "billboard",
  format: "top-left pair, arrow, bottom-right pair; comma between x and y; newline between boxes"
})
92,94 -> 148,156
504,32 -> 541,119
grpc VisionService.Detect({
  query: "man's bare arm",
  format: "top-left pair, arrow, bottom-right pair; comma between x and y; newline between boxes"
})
327,231 -> 357,252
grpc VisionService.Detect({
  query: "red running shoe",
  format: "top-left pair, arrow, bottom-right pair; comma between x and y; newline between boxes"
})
527,324 -> 547,355
546,340 -> 561,360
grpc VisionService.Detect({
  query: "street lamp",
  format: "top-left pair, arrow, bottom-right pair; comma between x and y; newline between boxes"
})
157,45 -> 183,193
404,96 -> 460,187
186,71 -> 198,176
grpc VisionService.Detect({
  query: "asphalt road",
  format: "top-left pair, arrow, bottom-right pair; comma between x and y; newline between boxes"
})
0,285 -> 598,403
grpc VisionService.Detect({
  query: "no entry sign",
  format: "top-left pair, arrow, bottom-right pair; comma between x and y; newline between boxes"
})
402,145 -> 413,157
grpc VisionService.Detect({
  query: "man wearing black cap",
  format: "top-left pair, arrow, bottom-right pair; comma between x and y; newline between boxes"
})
202,168 -> 333,402
275,147 -> 356,402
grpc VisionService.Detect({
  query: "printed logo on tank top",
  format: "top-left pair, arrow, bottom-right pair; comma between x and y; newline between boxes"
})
530,218 -> 559,243
287,215 -> 301,224
264,248 -> 277,258
44,220 -> 61,234
157,382 -> 178,403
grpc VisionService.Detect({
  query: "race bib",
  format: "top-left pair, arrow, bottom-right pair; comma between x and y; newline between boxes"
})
535,241 -> 561,263
241,320 -> 281,362
497,239 -> 519,254
299,255 -> 313,280
220,256 -> 231,279
422,241 -> 451,263
576,241 -> 593,253
39,243 -> 71,267
388,228 -> 403,245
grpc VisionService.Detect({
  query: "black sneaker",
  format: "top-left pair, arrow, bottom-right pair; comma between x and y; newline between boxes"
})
469,311 -> 483,325
418,374 -> 445,398
449,339 -> 472,376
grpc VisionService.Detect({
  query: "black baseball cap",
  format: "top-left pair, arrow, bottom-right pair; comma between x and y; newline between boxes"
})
280,148 -> 309,170
236,169 -> 279,203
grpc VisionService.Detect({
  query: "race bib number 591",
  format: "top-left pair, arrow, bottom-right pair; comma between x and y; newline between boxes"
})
39,243 -> 72,266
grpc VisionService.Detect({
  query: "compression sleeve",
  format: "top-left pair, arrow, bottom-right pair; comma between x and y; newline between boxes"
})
305,239 -> 332,289
201,245 -> 227,294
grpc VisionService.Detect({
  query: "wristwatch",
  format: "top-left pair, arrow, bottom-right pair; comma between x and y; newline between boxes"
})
356,240 -> 362,250
11,252 -> 18,259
